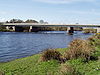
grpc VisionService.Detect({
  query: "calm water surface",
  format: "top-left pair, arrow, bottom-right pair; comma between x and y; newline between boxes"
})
0,31 -> 93,62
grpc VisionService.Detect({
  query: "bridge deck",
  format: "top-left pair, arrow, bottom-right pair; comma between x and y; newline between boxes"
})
1,23 -> 100,27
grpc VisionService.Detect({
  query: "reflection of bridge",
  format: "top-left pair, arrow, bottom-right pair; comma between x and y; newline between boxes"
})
1,23 -> 100,33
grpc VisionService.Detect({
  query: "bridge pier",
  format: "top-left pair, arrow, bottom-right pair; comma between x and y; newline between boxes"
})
6,26 -> 16,31
6,26 -> 9,30
12,26 -> 15,31
29,26 -> 32,32
67,27 -> 74,34
97,27 -> 100,33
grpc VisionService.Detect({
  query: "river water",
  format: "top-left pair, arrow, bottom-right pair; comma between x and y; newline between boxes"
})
0,31 -> 93,62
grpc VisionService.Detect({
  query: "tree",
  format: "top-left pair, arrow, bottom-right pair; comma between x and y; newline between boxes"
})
6,21 -> 9,23
25,19 -> 38,23
9,19 -> 16,23
17,19 -> 24,23
9,19 -> 23,23
76,23 -> 79,24
39,20 -> 44,24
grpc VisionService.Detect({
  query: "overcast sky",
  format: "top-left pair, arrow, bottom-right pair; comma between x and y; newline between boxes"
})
0,0 -> 100,24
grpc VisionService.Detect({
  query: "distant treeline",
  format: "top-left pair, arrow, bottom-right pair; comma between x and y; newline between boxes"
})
5,19 -> 48,24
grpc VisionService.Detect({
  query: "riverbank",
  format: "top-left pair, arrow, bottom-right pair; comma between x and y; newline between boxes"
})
0,34 -> 100,75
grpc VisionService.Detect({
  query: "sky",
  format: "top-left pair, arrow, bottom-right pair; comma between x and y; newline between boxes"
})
0,0 -> 100,24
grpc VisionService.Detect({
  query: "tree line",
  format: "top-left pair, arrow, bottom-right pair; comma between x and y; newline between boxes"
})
5,19 -> 48,24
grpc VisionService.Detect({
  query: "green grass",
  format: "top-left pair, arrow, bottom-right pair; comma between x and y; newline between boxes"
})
0,48 -> 66,75
0,42 -> 100,75
67,59 -> 100,75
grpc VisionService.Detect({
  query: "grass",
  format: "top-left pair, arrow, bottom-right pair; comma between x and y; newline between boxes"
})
67,59 -> 100,75
0,49 -> 64,75
0,35 -> 100,75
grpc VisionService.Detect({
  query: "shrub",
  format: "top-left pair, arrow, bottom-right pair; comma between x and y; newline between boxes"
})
64,39 -> 95,61
40,49 -> 62,61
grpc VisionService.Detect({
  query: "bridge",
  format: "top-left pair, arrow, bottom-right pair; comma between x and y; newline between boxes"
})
1,23 -> 100,34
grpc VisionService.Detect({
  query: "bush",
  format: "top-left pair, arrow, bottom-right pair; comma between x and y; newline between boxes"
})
64,39 -> 95,61
40,49 -> 62,62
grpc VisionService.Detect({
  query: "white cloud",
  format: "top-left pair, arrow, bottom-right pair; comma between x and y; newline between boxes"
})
33,0 -> 95,4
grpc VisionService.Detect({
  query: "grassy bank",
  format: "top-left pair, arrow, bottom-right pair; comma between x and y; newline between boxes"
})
0,34 -> 100,75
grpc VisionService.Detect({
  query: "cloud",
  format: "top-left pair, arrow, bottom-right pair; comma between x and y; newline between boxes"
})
33,0 -> 95,4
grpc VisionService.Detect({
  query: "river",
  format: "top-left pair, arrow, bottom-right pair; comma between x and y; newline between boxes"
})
0,31 -> 93,62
